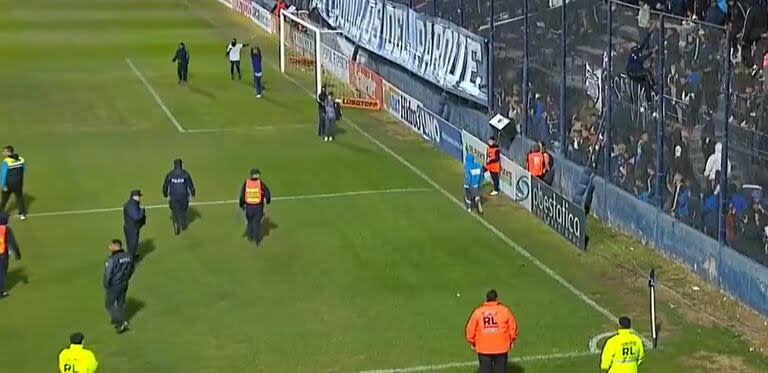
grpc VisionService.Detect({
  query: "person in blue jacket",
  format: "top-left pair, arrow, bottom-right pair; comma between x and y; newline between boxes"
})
250,47 -> 263,97
464,154 -> 484,214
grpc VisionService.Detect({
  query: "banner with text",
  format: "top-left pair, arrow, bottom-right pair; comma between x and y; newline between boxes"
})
320,44 -> 351,86
531,178 -> 587,250
314,0 -> 488,105
350,61 -> 384,105
383,82 -> 462,160
250,1 -> 274,33
233,0 -> 252,18
461,131 -> 532,211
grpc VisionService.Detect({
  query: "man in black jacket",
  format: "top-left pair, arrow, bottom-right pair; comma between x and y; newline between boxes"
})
317,85 -> 327,136
0,212 -> 21,299
103,239 -> 135,334
123,190 -> 146,260
239,169 -> 271,246
172,42 -> 190,85
162,159 -> 196,235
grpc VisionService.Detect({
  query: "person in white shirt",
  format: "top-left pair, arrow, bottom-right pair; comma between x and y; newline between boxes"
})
226,38 -> 249,80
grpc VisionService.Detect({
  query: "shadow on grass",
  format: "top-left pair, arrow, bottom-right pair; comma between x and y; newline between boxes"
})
187,207 -> 201,228
261,216 -> 277,240
473,363 -> 525,373
137,239 -> 156,262
4,194 -> 36,216
125,298 -> 146,321
7,267 -> 29,291
188,84 -> 216,99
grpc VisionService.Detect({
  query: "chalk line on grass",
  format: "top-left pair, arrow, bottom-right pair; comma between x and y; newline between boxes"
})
125,58 -> 186,133
27,188 -> 432,218
184,124 -> 310,133
347,351 -> 598,373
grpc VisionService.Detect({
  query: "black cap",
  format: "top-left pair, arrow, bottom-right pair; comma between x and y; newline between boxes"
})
130,189 -> 143,198
619,316 -> 631,329
250,169 -> 260,177
70,332 -> 84,345
486,289 -> 498,302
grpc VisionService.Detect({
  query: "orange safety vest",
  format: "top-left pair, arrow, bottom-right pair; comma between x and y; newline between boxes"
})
528,152 -> 544,177
0,225 -> 6,255
486,146 -> 501,173
465,301 -> 518,354
244,179 -> 263,205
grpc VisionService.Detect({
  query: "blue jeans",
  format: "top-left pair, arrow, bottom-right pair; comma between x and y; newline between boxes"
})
253,74 -> 262,95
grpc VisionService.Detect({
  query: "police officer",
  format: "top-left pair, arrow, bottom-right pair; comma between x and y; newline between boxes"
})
172,42 -> 190,85
465,289 -> 518,373
0,212 -> 22,298
123,190 -> 146,259
58,332 -> 99,373
162,159 -> 196,235
485,138 -> 501,196
0,145 -> 27,220
238,169 -> 271,245
104,239 -> 135,334
600,316 -> 645,373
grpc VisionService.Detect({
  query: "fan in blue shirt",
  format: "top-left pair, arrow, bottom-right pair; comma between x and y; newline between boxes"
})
464,154 -> 485,214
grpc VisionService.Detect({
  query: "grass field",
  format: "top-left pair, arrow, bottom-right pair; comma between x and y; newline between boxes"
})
1,0 -> 768,372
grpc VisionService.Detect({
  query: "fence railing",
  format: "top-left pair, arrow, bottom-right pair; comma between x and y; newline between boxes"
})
375,0 -> 768,266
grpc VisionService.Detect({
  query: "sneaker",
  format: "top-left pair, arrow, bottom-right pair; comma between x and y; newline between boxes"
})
256,94 -> 262,98
477,203 -> 484,215
0,291 -> 8,298
490,191 -> 499,196
467,208 -> 472,213
18,214 -> 26,221
173,223 -> 180,236
116,321 -> 129,334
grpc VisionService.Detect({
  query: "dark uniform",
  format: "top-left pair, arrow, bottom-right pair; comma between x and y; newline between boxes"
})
0,146 -> 27,219
162,159 -> 196,235
172,43 -> 190,85
238,169 -> 271,245
317,87 -> 327,136
0,212 -> 21,298
103,241 -> 135,333
122,190 -> 146,259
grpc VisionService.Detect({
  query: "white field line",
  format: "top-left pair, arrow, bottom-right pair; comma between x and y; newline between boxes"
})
202,0 -> 650,349
348,351 -> 598,373
27,188 -> 431,218
185,124 -> 310,133
125,58 -> 186,133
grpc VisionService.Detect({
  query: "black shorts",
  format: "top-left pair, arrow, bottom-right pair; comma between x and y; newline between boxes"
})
465,187 -> 480,200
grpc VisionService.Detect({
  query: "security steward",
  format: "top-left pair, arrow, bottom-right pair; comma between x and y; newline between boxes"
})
526,144 -> 545,180
104,239 -> 135,334
162,159 -> 196,235
122,190 -> 146,260
465,289 -> 518,373
539,142 -> 553,185
0,212 -> 22,298
59,332 -> 99,373
238,169 -> 271,245
600,316 -> 645,373
0,145 -> 27,220
485,138 -> 501,196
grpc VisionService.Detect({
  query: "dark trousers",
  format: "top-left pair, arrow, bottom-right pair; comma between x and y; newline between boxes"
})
0,185 -> 26,215
230,60 -> 241,79
105,283 -> 128,324
318,111 -> 326,136
177,63 -> 188,82
123,225 -> 140,257
478,353 -> 508,373
628,71 -> 656,105
0,256 -> 7,292
244,204 -> 264,244
490,171 -> 500,192
253,74 -> 262,95
169,198 -> 189,230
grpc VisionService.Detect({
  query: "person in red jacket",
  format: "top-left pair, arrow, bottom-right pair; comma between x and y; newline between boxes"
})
465,289 -> 518,373
272,0 -> 287,16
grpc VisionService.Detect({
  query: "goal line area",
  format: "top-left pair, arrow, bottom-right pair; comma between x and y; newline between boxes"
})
279,10 -> 383,111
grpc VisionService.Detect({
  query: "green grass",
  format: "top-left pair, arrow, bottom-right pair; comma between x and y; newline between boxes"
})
1,0 -> 767,372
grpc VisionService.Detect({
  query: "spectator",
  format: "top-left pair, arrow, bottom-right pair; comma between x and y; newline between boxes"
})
740,0 -> 768,73
639,164 -> 658,202
670,174 -> 692,222
635,132 -> 652,183
626,31 -> 657,106
730,184 -> 750,217
637,0 -> 652,29
704,142 -> 732,182
743,200 -> 768,241
668,0 -> 687,16
611,144 -> 630,187
705,0 -> 728,26
702,191 -> 720,236
682,70 -> 703,129
726,203 -> 739,244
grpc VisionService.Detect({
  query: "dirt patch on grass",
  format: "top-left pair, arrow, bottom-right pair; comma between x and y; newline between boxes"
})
683,352 -> 761,373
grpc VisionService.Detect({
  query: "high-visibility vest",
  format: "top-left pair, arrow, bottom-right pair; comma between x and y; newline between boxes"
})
486,147 -> 500,173
244,179 -> 263,205
528,152 -> 545,177
465,301 -> 518,354
0,225 -> 6,255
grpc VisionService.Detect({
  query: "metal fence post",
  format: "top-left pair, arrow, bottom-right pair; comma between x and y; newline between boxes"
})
655,15 -> 666,209
719,39 -> 733,244
488,0 -> 495,114
603,0 -> 613,177
460,0 -> 465,27
559,0 -> 567,155
523,0 -> 530,137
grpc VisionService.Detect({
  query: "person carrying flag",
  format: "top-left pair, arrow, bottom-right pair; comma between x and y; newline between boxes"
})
464,153 -> 484,214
